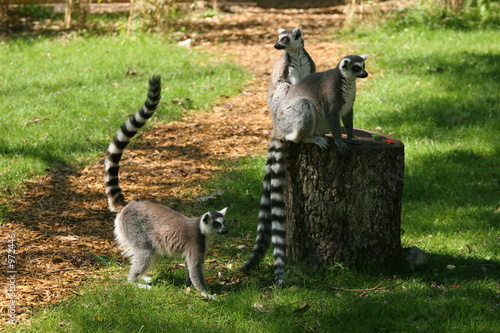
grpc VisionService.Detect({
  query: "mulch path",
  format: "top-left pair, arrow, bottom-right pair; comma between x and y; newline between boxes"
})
0,3 -> 377,325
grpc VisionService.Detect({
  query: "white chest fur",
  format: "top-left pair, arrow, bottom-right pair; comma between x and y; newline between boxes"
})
289,57 -> 312,85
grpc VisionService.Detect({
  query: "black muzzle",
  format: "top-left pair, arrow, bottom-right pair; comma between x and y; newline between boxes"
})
357,71 -> 369,78
274,43 -> 286,50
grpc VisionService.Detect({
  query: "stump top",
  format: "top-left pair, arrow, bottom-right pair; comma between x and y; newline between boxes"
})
341,129 -> 404,150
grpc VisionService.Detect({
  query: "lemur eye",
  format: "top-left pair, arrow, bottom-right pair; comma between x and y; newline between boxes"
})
213,222 -> 221,228
282,37 -> 289,42
352,65 -> 361,71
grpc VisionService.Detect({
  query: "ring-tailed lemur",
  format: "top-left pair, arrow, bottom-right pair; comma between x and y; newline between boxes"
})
241,55 -> 369,286
105,75 -> 229,295
238,28 -> 315,285
278,54 -> 369,152
268,27 -> 316,126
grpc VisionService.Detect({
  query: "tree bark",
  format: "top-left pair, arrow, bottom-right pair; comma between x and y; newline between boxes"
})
64,0 -> 73,29
285,129 -> 404,271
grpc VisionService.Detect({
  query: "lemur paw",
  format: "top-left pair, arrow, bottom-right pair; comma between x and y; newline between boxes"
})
347,139 -> 360,145
134,282 -> 152,290
335,141 -> 348,154
316,141 -> 330,150
303,136 -> 329,149
141,276 -> 153,284
201,292 -> 217,300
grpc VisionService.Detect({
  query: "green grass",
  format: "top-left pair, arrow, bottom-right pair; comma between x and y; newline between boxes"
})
0,33 -> 250,215
10,155 -> 500,332
351,27 -> 499,265
16,273 -> 499,332
4,12 -> 500,333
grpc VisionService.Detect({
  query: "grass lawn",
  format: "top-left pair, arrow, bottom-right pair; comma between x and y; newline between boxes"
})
353,27 -> 499,263
0,33 -> 249,218
3,11 -> 500,333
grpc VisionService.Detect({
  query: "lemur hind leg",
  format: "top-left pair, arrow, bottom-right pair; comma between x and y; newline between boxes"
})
128,250 -> 160,289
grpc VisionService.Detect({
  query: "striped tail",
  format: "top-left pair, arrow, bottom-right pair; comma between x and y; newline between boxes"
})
104,75 -> 162,212
241,139 -> 288,286
240,141 -> 275,272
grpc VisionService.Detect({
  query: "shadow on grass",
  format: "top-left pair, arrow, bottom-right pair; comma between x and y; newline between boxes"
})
35,251 -> 498,333
198,157 -> 500,288
403,147 -> 499,224
4,131 -> 497,276
6,153 -> 498,332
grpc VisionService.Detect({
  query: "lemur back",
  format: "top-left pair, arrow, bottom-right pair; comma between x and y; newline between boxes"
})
241,55 -> 369,286
239,28 -> 315,285
105,76 -> 229,295
268,27 -> 316,125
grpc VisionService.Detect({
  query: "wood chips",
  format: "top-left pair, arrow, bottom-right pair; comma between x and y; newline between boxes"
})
1,4 -> 359,325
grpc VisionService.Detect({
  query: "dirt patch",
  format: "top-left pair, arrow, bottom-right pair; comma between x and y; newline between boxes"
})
1,4 -> 359,325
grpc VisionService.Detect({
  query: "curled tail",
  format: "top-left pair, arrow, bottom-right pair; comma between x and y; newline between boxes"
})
241,139 -> 288,286
104,75 -> 162,212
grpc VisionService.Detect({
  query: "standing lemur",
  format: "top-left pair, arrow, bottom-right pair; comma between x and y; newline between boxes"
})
239,27 -> 316,285
268,27 -> 316,126
241,55 -> 369,286
105,76 -> 229,295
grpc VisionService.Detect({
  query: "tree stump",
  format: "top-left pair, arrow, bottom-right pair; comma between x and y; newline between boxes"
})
285,129 -> 404,271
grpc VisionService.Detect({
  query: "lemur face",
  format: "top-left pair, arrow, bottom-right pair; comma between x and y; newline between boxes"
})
339,54 -> 369,80
352,62 -> 368,78
275,27 -> 304,51
202,207 -> 229,235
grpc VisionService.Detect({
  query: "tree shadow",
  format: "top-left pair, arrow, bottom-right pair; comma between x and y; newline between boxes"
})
204,156 -> 500,292
403,147 -> 499,214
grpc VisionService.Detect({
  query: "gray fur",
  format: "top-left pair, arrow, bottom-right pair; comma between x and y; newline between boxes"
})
115,202 -> 228,293
241,55 -> 369,286
104,76 -> 229,294
268,27 -> 316,126
277,54 -> 369,153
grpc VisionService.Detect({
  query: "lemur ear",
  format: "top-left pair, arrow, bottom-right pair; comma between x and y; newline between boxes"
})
360,54 -> 370,60
292,27 -> 302,38
218,206 -> 229,216
277,28 -> 285,34
202,213 -> 211,224
340,58 -> 351,70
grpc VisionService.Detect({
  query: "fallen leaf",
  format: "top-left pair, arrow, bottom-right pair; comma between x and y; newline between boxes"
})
252,303 -> 267,312
57,235 -> 79,241
196,190 -> 224,202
